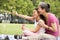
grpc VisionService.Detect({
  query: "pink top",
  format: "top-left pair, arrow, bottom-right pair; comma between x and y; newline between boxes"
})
45,13 -> 59,37
59,25 -> 60,36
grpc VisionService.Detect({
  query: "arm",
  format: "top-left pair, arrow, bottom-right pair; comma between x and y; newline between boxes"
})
22,23 -> 41,33
44,23 -> 57,32
38,19 -> 57,32
30,24 -> 41,33
17,14 -> 34,20
12,11 -> 34,20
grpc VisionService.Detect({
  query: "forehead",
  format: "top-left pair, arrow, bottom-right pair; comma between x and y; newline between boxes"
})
38,5 -> 41,9
33,10 -> 38,14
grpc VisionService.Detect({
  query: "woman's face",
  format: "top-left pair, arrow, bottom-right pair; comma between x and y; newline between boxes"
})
33,10 -> 39,19
38,6 -> 45,15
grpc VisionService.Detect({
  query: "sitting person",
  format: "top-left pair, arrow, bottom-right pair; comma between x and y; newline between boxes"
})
21,9 -> 45,36
12,8 -> 46,36
12,7 -> 57,40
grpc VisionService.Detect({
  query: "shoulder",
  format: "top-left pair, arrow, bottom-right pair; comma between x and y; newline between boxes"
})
39,19 -> 43,22
48,13 -> 58,23
48,13 -> 55,17
48,13 -> 56,20
38,19 -> 44,23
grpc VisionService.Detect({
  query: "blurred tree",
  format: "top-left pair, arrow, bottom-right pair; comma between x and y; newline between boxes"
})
44,0 -> 60,18
0,0 -> 60,18
0,0 -> 35,16
31,0 -> 60,18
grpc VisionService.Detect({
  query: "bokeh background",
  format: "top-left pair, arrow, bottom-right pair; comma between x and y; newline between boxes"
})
0,0 -> 60,36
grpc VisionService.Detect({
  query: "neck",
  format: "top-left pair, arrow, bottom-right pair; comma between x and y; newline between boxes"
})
43,12 -> 48,18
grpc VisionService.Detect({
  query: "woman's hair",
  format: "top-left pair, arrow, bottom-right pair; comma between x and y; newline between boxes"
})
35,7 -> 40,13
35,8 -> 46,24
40,15 -> 46,24
39,2 -> 50,12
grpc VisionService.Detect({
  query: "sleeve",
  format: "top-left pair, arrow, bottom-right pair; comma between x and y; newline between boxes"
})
49,14 -> 56,23
37,19 -> 45,26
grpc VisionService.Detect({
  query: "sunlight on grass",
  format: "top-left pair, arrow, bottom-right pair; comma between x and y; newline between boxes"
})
0,23 -> 34,35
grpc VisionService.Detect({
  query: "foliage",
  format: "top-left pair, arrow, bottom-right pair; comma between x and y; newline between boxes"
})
0,0 -> 35,16
0,0 -> 60,18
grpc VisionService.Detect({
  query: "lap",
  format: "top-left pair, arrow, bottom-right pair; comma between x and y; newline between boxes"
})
23,30 -> 56,40
27,33 -> 56,40
23,30 -> 36,36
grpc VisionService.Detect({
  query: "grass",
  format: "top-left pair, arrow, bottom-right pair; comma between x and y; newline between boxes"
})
0,23 -> 34,35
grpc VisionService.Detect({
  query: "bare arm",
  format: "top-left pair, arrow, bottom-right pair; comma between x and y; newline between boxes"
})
44,23 -> 57,32
12,11 -> 34,20
28,23 -> 41,33
31,24 -> 41,33
22,24 -> 41,33
37,19 -> 57,32
17,14 -> 34,20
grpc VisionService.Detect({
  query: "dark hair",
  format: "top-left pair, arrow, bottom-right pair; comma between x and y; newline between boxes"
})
35,7 -> 38,10
35,7 -> 40,13
39,2 -> 50,12
35,8 -> 46,24
40,15 -> 46,24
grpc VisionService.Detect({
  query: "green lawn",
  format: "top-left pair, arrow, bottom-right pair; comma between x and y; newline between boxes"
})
0,23 -> 34,35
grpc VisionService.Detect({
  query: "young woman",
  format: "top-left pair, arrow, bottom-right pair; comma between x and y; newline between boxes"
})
37,2 -> 59,38
21,9 -> 45,36
12,9 -> 46,36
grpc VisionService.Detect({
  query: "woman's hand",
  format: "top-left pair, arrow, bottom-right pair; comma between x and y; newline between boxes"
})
38,20 -> 49,28
21,24 -> 27,30
12,10 -> 19,16
38,19 -> 45,27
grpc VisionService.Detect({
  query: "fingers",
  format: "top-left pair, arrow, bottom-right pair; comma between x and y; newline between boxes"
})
11,10 -> 18,16
40,19 -> 44,23
38,20 -> 45,27
21,24 -> 26,30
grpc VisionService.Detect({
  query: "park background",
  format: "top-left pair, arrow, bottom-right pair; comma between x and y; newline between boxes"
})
0,0 -> 60,36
